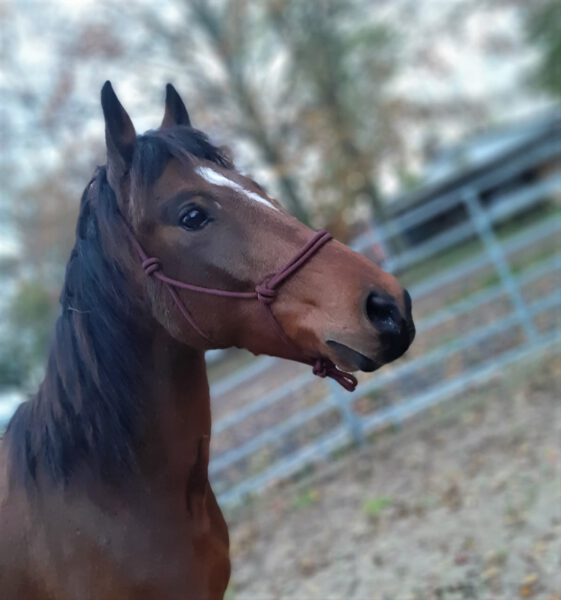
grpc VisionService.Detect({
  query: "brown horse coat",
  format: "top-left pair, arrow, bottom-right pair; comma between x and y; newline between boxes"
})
0,83 -> 414,599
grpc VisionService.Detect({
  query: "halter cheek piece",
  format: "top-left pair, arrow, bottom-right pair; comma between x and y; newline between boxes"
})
123,222 -> 358,392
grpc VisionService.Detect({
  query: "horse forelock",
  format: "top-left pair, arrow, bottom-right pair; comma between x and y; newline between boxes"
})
132,126 -> 232,187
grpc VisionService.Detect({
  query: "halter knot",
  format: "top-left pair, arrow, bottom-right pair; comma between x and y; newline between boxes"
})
313,358 -> 358,392
255,283 -> 277,305
312,358 -> 328,378
142,257 -> 162,276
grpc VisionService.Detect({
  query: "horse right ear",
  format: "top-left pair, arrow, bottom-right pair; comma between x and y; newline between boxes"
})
161,83 -> 191,128
101,81 -> 136,189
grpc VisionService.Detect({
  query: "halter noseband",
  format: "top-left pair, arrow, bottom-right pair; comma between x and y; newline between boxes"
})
123,222 -> 358,392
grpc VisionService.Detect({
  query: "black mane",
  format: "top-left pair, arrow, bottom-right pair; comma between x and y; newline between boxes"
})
5,125 -> 230,486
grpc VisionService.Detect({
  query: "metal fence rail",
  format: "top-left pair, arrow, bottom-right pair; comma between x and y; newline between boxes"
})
207,191 -> 561,446
218,332 -> 561,505
214,287 -> 561,499
209,212 -> 561,459
210,164 -> 561,505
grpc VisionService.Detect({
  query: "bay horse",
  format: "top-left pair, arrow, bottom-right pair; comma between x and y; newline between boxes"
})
0,82 -> 415,599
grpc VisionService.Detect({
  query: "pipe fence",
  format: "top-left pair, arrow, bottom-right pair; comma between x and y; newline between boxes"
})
211,166 -> 561,506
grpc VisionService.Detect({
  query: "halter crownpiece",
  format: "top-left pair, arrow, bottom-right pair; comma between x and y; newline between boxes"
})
123,219 -> 358,392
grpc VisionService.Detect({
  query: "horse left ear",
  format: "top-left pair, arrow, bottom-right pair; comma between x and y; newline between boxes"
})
101,81 -> 136,190
161,83 -> 192,128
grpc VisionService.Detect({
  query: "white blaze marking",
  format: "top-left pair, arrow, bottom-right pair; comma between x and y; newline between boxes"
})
195,166 -> 278,211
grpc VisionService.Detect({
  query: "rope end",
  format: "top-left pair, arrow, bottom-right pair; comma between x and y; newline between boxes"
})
312,358 -> 358,392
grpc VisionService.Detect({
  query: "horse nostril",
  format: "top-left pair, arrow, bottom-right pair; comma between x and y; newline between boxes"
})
365,292 -> 401,334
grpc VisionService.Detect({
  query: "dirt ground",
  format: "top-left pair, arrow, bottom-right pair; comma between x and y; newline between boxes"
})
225,352 -> 561,600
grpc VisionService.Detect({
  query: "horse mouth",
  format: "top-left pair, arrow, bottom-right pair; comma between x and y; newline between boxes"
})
326,340 -> 379,372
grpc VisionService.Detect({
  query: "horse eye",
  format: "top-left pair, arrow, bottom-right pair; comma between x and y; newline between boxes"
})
180,206 -> 210,231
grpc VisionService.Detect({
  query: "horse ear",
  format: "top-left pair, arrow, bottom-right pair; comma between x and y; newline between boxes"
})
100,81 -> 136,187
161,83 -> 191,128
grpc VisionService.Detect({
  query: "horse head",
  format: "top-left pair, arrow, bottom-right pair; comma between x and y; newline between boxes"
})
101,82 -> 415,381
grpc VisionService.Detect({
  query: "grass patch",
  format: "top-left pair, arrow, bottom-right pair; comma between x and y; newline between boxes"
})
292,487 -> 320,509
363,496 -> 392,519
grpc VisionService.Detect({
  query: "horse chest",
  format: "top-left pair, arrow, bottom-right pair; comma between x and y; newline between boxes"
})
70,492 -> 229,600
2,484 -> 230,600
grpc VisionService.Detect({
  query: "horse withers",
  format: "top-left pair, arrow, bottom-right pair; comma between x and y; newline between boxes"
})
0,83 -> 415,599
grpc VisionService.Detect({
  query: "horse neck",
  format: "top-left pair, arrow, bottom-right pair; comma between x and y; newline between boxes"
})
8,300 -> 211,492
7,169 -> 214,491
137,330 -> 211,486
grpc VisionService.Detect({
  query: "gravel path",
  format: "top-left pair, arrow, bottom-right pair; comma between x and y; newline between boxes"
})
226,354 -> 561,600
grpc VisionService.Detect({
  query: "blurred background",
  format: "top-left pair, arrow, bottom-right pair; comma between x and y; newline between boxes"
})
1,0 -> 560,598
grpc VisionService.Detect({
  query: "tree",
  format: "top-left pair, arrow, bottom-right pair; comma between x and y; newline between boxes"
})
525,0 -> 561,98
132,0 -> 311,223
0,281 -> 56,389
265,0 -> 403,239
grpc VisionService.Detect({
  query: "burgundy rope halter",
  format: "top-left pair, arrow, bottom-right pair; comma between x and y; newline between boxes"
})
123,222 -> 358,392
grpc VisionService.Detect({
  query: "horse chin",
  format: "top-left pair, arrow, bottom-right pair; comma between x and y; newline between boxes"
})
325,340 -> 380,373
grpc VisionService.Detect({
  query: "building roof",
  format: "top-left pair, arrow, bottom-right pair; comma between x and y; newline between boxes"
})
389,109 -> 561,216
